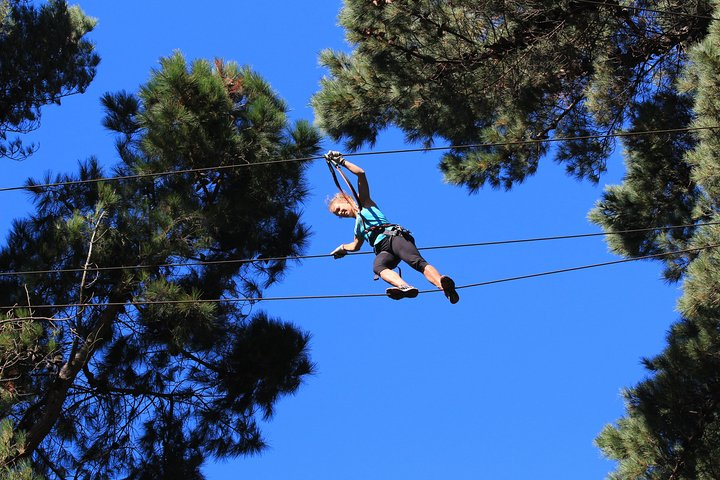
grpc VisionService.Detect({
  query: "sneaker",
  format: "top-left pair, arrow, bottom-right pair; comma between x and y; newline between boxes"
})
386,284 -> 419,300
440,276 -> 460,304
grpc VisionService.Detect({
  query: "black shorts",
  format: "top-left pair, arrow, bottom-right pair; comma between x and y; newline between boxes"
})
372,233 -> 429,275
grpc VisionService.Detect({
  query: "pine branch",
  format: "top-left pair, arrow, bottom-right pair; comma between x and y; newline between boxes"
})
13,300 -> 125,462
6,214 -> 129,464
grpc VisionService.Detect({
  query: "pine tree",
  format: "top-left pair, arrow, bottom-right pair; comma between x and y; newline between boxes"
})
594,4 -> 720,477
312,0 -> 711,190
0,0 -> 99,161
315,1 -> 720,478
587,90 -> 700,281
0,52 -> 321,478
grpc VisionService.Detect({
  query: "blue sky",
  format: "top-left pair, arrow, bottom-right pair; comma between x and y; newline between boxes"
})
4,2 -> 684,478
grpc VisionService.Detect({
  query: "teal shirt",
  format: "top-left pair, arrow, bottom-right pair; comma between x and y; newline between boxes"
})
355,206 -> 390,247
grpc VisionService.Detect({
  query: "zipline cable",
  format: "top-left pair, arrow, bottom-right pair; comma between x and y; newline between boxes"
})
454,243 -> 719,291
1,221 -> 717,278
0,126 -> 716,193
4,244 -> 717,310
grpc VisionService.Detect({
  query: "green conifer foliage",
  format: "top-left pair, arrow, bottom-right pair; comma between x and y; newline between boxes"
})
315,2 -> 720,478
588,91 -> 700,282
0,53 -> 321,477
594,3 -> 720,478
312,0 -> 711,191
0,0 -> 99,161
0,420 -> 41,480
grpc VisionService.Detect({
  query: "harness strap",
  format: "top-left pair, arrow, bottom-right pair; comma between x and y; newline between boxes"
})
325,159 -> 369,231
366,223 -> 410,247
325,160 -> 362,207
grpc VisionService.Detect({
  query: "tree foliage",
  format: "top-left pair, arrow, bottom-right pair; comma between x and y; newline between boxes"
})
0,0 -> 99,161
594,5 -> 720,477
315,1 -> 720,478
588,90 -> 701,281
312,0 -> 711,190
0,52 -> 321,478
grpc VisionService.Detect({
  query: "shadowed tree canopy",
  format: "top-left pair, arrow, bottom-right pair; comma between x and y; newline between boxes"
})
594,5 -> 720,477
0,0 -> 99,161
312,0 -> 711,191
588,90 -> 702,281
0,52 -> 321,478
315,1 -> 720,478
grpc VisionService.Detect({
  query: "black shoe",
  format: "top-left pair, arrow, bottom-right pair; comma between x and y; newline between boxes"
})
440,276 -> 459,304
386,284 -> 419,300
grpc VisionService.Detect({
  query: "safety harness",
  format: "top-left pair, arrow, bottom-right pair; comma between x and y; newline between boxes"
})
325,153 -> 410,280
365,223 -> 411,248
324,154 -> 410,246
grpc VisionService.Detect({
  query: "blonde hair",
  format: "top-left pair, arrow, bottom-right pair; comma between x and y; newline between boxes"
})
327,192 -> 357,213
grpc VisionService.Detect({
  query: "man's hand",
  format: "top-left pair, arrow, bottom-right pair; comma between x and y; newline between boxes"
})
331,245 -> 347,259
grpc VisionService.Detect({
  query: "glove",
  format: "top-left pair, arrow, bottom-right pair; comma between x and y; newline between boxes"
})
325,150 -> 346,167
331,245 -> 347,259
